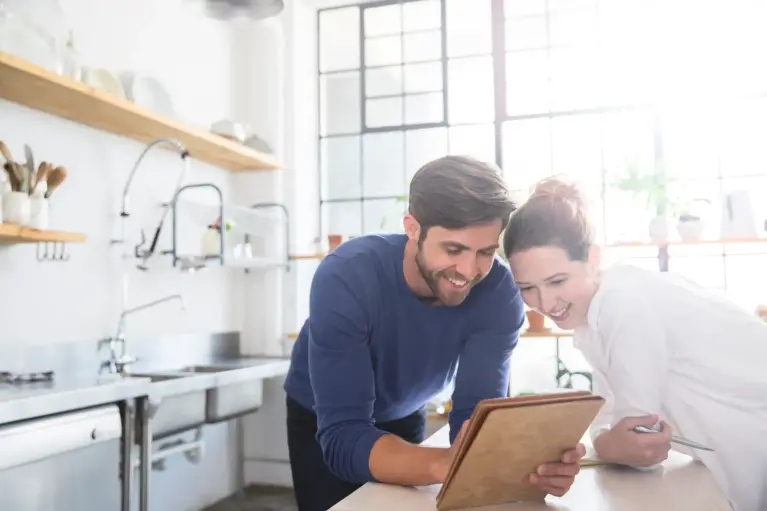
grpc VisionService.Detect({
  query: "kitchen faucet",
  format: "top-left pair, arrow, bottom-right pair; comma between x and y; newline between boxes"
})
100,294 -> 186,374
113,138 -> 191,271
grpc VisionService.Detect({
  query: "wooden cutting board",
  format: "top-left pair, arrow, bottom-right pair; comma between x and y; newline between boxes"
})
436,391 -> 605,511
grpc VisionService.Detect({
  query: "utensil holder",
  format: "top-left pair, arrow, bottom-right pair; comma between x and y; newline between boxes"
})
3,192 -> 30,225
28,197 -> 48,230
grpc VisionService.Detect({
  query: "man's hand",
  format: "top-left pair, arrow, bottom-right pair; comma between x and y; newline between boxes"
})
429,420 -> 470,483
593,414 -> 672,467
528,443 -> 585,497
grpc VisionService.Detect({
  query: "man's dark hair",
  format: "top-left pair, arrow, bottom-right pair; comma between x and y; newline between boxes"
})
408,155 -> 516,238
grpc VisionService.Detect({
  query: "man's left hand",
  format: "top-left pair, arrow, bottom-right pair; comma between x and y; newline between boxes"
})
528,443 -> 586,497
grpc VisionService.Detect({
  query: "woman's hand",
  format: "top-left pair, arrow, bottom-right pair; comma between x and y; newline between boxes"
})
593,414 -> 672,467
528,443 -> 586,497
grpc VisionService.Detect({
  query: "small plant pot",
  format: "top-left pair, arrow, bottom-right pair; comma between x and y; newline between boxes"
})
526,309 -> 547,332
677,218 -> 704,241
327,234 -> 343,252
648,215 -> 670,244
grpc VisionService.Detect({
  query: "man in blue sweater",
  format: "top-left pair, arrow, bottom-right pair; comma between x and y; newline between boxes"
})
283,156 -> 584,511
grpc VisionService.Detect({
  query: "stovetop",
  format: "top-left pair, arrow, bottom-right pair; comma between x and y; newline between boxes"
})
0,371 -> 55,384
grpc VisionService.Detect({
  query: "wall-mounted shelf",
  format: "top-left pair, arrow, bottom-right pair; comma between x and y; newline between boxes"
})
289,253 -> 325,261
0,223 -> 85,243
608,237 -> 767,248
0,52 -> 280,172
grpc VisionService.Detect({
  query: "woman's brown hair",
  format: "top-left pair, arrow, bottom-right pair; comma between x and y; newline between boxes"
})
502,177 -> 594,261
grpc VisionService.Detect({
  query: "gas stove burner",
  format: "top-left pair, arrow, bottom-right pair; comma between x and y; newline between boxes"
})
0,370 -> 55,384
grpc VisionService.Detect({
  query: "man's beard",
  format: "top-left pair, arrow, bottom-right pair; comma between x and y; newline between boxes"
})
414,247 -> 478,306
414,249 -> 442,301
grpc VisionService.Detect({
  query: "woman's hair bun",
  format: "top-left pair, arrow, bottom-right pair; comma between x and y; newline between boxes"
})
529,176 -> 586,208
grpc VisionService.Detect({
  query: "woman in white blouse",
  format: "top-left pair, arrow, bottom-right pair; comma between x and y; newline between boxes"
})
502,177 -> 767,511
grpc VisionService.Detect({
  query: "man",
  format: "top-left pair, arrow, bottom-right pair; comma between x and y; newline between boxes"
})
283,155 -> 584,511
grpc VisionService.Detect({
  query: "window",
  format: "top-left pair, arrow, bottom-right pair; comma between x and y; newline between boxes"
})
317,0 -> 767,309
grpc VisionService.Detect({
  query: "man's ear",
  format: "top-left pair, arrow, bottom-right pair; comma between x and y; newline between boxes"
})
403,214 -> 420,241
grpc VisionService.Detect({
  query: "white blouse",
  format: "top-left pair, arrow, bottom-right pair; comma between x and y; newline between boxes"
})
574,264 -> 767,511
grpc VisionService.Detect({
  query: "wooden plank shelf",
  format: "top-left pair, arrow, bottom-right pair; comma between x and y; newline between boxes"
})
0,52 -> 280,172
608,237 -> 767,248
0,223 -> 85,243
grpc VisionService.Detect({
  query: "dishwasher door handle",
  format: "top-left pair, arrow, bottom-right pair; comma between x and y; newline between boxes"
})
0,404 -> 123,471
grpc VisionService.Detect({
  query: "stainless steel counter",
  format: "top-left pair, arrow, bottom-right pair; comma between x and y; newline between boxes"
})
0,356 -> 290,426
0,374 -> 152,426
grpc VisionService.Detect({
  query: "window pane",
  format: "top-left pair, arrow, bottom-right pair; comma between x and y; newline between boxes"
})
322,201 -> 362,238
550,114 -> 601,184
505,50 -> 548,116
502,118 -> 551,192
446,0 -> 491,57
365,36 -> 402,67
720,99 -> 767,177
364,198 -> 408,234
662,107 -> 720,180
548,9 -> 598,47
320,136 -> 361,200
363,132 -> 405,197
406,127 -> 448,182
603,187 -> 654,244
504,0 -> 546,18
505,16 -> 547,51
365,66 -> 402,97
405,92 -> 443,124
602,109 -> 655,184
364,4 -> 401,37
549,46 -> 601,111
448,56 -> 494,123
403,0 -> 441,32
403,61 -> 442,93
403,31 -> 442,62
320,72 -> 360,136
319,7 -> 360,72
366,97 -> 402,128
449,124 -> 495,164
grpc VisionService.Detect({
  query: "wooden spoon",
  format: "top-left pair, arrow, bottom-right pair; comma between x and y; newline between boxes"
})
0,141 -> 13,163
45,166 -> 67,198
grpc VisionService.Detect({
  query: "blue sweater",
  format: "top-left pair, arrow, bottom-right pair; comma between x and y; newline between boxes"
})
283,234 -> 524,484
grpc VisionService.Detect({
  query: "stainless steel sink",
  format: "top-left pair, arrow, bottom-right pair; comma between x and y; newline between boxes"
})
174,364 -> 264,423
125,371 -> 214,440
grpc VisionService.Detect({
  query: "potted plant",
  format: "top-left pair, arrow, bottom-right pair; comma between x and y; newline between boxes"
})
612,160 -> 673,244
676,198 -> 711,241
379,195 -> 408,232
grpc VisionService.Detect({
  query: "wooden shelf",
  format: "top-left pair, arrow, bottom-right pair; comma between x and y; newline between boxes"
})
0,223 -> 85,243
608,237 -> 767,248
289,253 -> 326,261
0,52 -> 280,172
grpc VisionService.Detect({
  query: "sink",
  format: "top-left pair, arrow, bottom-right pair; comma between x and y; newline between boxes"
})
126,371 -> 213,440
173,364 -> 265,423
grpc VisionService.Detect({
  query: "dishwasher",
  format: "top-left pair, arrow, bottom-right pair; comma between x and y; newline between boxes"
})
0,404 -> 124,511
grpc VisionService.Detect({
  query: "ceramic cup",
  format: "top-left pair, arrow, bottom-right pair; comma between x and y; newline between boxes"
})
28,197 -> 49,230
3,192 -> 30,225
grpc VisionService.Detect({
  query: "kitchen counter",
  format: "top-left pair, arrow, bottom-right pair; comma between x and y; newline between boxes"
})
0,374 -> 152,425
331,425 -> 731,511
0,356 -> 291,426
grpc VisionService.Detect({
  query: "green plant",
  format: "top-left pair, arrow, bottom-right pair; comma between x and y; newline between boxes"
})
611,159 -> 672,215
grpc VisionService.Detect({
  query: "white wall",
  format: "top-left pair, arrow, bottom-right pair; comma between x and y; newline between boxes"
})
0,0 -> 289,508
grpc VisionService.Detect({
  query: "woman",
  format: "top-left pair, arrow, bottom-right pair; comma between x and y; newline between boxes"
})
502,177 -> 767,511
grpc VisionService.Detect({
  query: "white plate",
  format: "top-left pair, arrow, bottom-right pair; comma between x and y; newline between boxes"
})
122,73 -> 175,118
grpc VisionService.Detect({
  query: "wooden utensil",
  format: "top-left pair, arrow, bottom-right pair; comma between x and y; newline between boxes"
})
3,162 -> 19,191
0,141 -> 13,163
32,161 -> 50,194
45,166 -> 67,198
